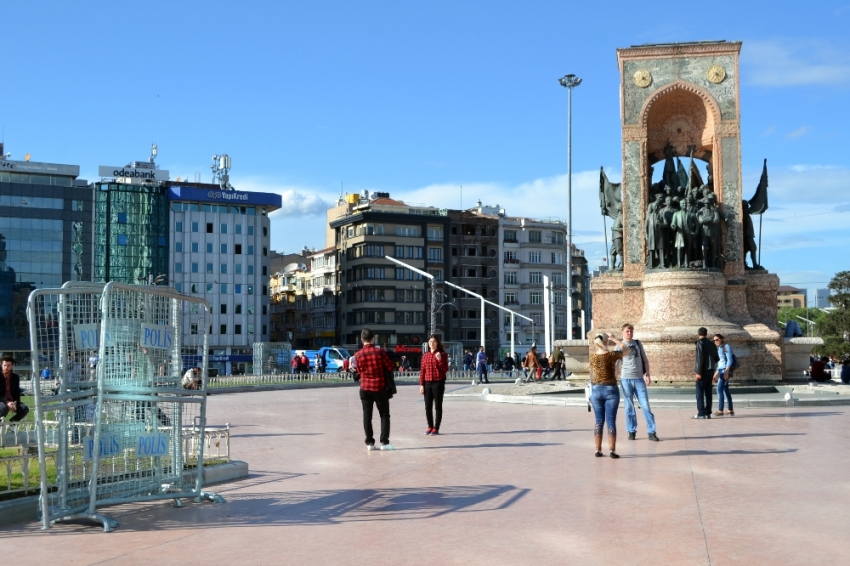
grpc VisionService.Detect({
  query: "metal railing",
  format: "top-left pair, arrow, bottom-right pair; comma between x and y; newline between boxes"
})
0,420 -> 230,501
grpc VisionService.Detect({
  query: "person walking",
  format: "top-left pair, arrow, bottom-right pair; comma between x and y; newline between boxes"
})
549,347 -> 563,381
693,327 -> 719,419
522,346 -> 540,381
355,328 -> 396,451
476,346 -> 489,384
589,334 -> 623,458
614,323 -> 659,441
1,355 -> 30,422
713,334 -> 735,416
420,334 -> 449,435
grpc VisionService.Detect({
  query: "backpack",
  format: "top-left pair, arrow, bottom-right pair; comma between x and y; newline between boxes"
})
726,344 -> 740,371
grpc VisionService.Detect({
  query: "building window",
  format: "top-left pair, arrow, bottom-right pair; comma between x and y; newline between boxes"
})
262,305 -> 267,315
552,232 -> 564,245
263,247 -> 267,256
118,212 -> 127,224
221,224 -> 227,234
466,330 -> 477,340
192,222 -> 199,232
221,284 -> 227,294
529,230 -> 542,243
191,283 -> 198,293
207,223 -> 213,233
529,251 -> 542,263
206,263 -> 213,274
221,264 -> 228,274
504,230 -> 517,243
551,252 -> 564,265
552,272 -> 564,285
428,247 -> 442,261
263,227 -> 268,237
235,304 -> 242,314
262,325 -> 267,335
505,271 -> 518,285
190,323 -> 198,335
221,304 -> 227,314
175,242 -> 183,252
117,234 -> 128,246
427,227 -> 442,240
248,325 -> 255,335
206,283 -> 213,293
248,285 -> 254,295
248,226 -> 254,236
262,266 -> 267,276
191,262 -> 198,273
530,271 -> 542,284
504,251 -> 518,263
235,244 -> 242,254
530,291 -> 542,305
234,324 -> 242,335
554,292 -> 565,305
207,243 -> 213,253
248,304 -> 254,315
467,268 -> 476,278
175,262 -> 182,273
221,244 -> 227,254
235,224 -> 242,234
235,284 -> 242,294
220,324 -> 227,334
191,242 -> 198,252
262,285 -> 267,295
428,269 -> 443,281
248,265 -> 254,275
505,292 -> 517,304
248,245 -> 254,255
176,221 -> 183,232
158,237 -> 166,247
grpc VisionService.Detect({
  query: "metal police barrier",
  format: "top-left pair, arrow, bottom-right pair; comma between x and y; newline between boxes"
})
28,283 -> 105,530
253,342 -> 293,375
28,282 -> 223,532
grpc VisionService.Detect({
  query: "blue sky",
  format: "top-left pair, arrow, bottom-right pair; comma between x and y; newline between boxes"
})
3,1 -> 849,300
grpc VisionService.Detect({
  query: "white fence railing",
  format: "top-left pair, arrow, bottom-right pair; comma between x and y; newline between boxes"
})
206,370 -> 528,389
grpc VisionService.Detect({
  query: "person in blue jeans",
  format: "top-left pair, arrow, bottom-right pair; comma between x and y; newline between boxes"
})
475,346 -> 489,384
589,334 -> 623,458
713,334 -> 734,416
613,323 -> 659,441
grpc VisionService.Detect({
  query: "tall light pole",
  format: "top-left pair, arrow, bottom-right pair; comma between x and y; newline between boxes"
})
559,73 -> 581,339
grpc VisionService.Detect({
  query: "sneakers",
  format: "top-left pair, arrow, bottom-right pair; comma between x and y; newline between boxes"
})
609,452 -> 620,459
692,414 -> 706,419
628,432 -> 636,440
430,429 -> 439,436
380,443 -> 394,451
367,444 -> 379,451
725,410 -> 735,416
426,428 -> 434,435
714,411 -> 724,417
648,432 -> 660,442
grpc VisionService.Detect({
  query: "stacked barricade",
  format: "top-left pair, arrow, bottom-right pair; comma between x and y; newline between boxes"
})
27,282 -> 223,532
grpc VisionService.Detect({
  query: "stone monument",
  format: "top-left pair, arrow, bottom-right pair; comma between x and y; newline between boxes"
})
591,41 -> 783,382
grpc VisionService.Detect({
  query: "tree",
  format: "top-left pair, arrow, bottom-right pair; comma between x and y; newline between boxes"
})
813,271 -> 850,358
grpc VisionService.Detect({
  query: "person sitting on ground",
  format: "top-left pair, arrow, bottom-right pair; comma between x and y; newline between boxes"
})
539,353 -> 550,379
1,355 -> 30,422
182,367 -> 203,390
503,354 -> 515,373
809,356 -> 830,382
41,366 -> 52,380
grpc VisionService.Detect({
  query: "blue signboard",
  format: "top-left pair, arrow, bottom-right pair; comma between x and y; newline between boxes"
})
168,185 -> 282,209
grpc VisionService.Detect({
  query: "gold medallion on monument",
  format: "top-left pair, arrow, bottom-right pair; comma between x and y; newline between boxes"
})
633,69 -> 652,88
707,65 -> 726,84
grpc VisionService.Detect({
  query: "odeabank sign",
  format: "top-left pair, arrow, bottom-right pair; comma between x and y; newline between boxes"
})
98,165 -> 169,181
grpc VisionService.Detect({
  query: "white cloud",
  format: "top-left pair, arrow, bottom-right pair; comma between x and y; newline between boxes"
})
785,126 -> 810,139
743,39 -> 850,88
233,177 -> 334,217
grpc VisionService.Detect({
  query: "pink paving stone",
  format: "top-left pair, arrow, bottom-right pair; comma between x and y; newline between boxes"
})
2,385 -> 849,565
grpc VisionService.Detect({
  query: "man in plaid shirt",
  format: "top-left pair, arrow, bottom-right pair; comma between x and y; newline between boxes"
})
354,328 -> 396,451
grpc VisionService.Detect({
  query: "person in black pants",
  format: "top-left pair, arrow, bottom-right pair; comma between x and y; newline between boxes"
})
420,334 -> 449,435
1,355 -> 30,422
693,327 -> 719,419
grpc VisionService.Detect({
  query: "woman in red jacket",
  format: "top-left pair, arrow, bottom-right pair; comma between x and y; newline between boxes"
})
420,334 -> 449,435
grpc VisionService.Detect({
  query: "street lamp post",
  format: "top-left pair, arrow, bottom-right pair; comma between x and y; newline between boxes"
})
559,73 -> 581,339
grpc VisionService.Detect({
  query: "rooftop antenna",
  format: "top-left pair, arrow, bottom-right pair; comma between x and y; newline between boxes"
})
150,143 -> 158,164
211,154 -> 233,190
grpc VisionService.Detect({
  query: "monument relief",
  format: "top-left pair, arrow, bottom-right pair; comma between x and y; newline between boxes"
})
591,41 -> 783,382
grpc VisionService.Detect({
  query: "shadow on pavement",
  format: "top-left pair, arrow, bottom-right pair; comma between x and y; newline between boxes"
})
399,442 -> 561,451
737,412 -> 844,418
664,432 -> 806,441
624,448 -> 798,458
448,429 -> 582,435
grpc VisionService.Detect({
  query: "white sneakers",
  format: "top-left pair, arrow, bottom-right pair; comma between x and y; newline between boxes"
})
380,443 -> 394,451
367,443 -> 394,451
367,444 -> 379,451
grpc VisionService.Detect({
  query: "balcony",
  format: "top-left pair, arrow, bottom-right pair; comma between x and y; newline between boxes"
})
503,258 -> 520,265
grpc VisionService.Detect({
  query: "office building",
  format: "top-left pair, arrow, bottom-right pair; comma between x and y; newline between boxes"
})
777,286 -> 806,309
0,147 -> 93,371
167,182 -> 281,375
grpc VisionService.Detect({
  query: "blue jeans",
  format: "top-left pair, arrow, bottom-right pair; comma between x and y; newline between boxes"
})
716,369 -> 733,411
590,385 -> 620,437
477,363 -> 488,382
620,378 -> 656,434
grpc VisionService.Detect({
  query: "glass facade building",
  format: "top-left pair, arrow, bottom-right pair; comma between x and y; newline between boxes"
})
94,182 -> 169,284
0,156 -> 93,372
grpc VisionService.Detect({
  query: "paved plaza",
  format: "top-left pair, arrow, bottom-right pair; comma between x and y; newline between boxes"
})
3,385 -> 849,565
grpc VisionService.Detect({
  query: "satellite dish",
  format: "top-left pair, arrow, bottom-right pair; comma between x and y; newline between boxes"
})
176,177 -> 182,182
24,154 -> 31,162
283,262 -> 307,273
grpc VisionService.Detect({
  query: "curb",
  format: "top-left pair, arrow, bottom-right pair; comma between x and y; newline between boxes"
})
0,460 -> 249,528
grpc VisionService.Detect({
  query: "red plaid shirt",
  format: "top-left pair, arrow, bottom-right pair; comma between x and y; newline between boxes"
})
355,344 -> 395,392
420,350 -> 448,385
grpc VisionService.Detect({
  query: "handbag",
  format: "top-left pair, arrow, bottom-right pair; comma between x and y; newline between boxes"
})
385,368 -> 397,398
